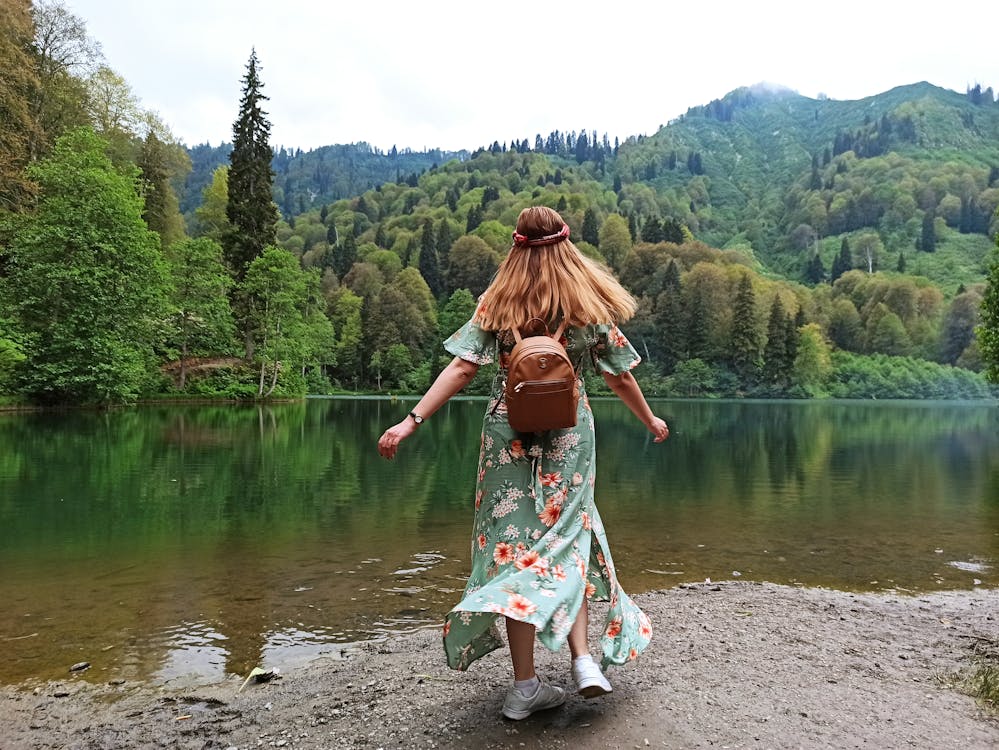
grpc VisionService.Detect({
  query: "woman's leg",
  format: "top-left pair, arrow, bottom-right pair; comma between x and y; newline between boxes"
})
568,601 -> 589,659
505,617 -> 537,680
568,601 -> 613,696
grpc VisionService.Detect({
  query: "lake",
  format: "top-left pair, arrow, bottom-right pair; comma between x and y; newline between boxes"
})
1,398 -> 996,687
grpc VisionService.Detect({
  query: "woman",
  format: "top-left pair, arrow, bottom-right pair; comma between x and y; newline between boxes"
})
378,206 -> 669,720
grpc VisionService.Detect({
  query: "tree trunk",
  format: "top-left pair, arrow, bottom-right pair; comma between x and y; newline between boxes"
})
264,361 -> 280,398
258,360 -> 266,396
179,340 -> 188,390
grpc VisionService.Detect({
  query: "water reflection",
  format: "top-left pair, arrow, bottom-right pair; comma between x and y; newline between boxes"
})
0,398 -> 996,686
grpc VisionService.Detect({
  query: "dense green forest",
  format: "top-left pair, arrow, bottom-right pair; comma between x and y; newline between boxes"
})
1,0 -> 998,405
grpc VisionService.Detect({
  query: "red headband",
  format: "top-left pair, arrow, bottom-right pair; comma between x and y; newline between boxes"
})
512,223 -> 570,248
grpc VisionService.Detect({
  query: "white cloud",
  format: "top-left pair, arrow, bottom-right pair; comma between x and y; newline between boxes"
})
65,0 -> 999,152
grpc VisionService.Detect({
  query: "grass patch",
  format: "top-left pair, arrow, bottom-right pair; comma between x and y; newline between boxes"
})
960,637 -> 999,713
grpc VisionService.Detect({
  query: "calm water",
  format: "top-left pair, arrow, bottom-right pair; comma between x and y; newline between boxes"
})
1,398 -> 997,687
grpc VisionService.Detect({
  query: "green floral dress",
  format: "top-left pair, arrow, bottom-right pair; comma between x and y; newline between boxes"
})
441,318 -> 653,671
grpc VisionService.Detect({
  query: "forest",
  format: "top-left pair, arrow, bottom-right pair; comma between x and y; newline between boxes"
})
1,0 -> 998,406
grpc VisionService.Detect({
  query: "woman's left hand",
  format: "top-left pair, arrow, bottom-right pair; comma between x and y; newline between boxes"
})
377,419 -> 417,459
647,416 -> 670,443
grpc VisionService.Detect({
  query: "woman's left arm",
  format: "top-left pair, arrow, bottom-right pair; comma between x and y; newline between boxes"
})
377,356 -> 480,459
601,370 -> 670,442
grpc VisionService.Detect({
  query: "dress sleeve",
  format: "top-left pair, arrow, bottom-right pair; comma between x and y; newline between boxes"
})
591,323 -> 642,375
444,316 -> 496,365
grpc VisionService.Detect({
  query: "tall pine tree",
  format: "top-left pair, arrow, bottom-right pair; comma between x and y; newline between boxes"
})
418,218 -> 443,298
655,259 -> 685,374
224,49 -> 278,281
581,208 -> 599,246
436,218 -> 453,290
920,211 -> 936,253
763,296 -> 792,387
830,238 -> 851,282
729,273 -> 760,380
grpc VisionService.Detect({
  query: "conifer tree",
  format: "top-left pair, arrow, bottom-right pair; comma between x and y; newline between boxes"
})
685,286 -> 710,360
784,312 -> 799,371
418,218 -> 443,298
896,252 -> 906,273
656,260 -> 686,373
436,218 -> 452,285
332,231 -> 356,278
641,217 -> 663,243
763,296 -> 791,386
627,213 -> 638,242
224,49 -> 278,281
830,238 -> 851,282
729,273 -> 760,379
662,218 -> 685,245
581,208 -> 599,246
805,252 -> 825,284
465,204 -> 483,233
920,211 -> 936,253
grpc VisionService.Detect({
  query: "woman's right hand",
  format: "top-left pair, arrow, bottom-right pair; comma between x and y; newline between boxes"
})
377,419 -> 417,460
647,416 -> 669,443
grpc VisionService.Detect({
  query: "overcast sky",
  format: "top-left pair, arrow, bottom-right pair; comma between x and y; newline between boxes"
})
65,0 -> 999,153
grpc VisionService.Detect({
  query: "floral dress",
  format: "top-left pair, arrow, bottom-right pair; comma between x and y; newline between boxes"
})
441,317 -> 653,671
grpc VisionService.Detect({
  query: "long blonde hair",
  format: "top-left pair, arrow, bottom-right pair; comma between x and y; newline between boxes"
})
474,206 -> 636,331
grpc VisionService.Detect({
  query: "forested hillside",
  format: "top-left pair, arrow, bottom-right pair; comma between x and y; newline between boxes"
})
181,142 -> 467,222
1,0 -> 997,405
236,81 -> 999,291
616,82 -> 999,282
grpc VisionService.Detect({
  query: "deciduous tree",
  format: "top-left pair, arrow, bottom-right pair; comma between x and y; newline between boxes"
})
241,246 -> 312,396
0,0 -> 42,211
194,166 -> 230,243
597,213 -> 631,273
165,237 -> 234,388
138,131 -> 186,249
976,247 -> 999,382
447,235 -> 500,297
29,0 -> 97,157
9,128 -> 168,403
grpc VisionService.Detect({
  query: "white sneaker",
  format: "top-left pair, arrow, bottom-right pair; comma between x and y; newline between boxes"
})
572,656 -> 612,698
501,677 -> 566,720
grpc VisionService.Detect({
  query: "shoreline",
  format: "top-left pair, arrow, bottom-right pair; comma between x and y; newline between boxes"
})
4,582 -> 997,749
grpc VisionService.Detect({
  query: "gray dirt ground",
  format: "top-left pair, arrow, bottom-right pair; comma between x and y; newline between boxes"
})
2,582 -> 997,750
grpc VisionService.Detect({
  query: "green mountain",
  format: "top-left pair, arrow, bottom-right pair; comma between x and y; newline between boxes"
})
614,82 -> 999,283
185,81 -> 998,290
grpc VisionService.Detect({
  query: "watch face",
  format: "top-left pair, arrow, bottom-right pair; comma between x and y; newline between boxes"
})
411,412 -> 423,424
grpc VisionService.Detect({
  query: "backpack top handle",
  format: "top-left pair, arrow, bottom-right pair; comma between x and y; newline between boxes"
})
511,317 -> 567,345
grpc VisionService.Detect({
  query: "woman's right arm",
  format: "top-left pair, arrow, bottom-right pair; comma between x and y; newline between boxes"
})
601,370 -> 669,442
377,356 -> 480,459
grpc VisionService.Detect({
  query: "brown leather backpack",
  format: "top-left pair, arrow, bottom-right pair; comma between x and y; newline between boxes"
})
504,319 -> 580,433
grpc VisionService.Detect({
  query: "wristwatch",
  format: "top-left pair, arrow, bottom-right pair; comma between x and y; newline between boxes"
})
408,411 -> 425,426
